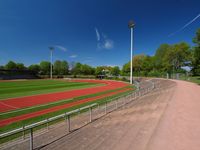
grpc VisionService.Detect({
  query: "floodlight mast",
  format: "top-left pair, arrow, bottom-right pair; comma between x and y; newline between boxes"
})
49,46 -> 54,79
128,20 -> 135,84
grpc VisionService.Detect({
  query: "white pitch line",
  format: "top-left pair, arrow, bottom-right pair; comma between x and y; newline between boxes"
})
0,98 -> 73,116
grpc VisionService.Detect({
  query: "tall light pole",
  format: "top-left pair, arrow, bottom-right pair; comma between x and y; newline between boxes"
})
128,20 -> 135,84
49,46 -> 54,79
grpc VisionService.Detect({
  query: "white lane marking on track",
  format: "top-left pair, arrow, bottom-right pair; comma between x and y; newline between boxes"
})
0,98 -> 73,116
0,101 -> 19,109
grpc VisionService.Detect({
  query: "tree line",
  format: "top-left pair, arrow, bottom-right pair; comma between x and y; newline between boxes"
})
122,28 -> 200,77
0,60 -> 121,77
1,28 -> 199,77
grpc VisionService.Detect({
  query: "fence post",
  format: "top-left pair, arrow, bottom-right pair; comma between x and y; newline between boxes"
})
64,113 -> 67,124
46,118 -> 49,130
105,101 -> 107,114
22,125 -> 25,140
89,107 -> 92,122
29,128 -> 33,150
67,115 -> 71,132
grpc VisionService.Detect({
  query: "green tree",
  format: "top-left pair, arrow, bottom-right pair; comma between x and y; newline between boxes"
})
154,44 -> 171,70
61,60 -> 69,75
5,61 -> 17,70
95,66 -> 104,75
122,62 -> 130,75
192,28 -> 200,75
163,42 -> 191,72
80,64 -> 95,75
0,65 -> 4,69
71,62 -> 82,75
132,54 -> 145,76
28,64 -> 40,74
40,61 -> 51,75
16,63 -> 26,70
54,60 -> 69,75
53,60 -> 62,75
111,66 -> 120,76
141,55 -> 154,76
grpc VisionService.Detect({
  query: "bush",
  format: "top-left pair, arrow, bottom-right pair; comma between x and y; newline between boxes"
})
148,70 -> 163,77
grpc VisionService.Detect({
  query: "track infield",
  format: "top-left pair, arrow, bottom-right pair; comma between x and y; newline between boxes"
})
0,79 -> 132,130
0,79 -> 129,112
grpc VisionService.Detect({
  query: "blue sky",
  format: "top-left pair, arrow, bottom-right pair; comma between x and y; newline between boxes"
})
0,0 -> 200,67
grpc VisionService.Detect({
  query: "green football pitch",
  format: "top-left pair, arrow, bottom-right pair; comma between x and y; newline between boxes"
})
0,79 -> 102,100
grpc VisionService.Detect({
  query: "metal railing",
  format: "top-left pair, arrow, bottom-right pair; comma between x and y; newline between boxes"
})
0,80 -> 157,150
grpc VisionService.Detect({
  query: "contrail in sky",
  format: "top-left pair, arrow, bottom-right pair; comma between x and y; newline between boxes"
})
95,27 -> 100,41
168,13 -> 200,37
54,45 -> 67,52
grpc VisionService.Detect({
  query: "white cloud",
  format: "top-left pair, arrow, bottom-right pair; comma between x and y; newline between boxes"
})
70,54 -> 77,58
103,39 -> 113,49
95,27 -> 100,41
54,45 -> 67,52
95,28 -> 114,50
169,13 -> 200,37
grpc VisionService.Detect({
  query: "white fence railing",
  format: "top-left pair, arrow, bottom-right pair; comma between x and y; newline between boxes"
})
0,80 -> 157,150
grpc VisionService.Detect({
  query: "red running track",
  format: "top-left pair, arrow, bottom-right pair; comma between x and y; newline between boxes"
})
0,88 -> 131,127
0,80 -> 129,112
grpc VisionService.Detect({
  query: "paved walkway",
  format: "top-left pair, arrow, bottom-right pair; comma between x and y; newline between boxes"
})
147,80 -> 200,150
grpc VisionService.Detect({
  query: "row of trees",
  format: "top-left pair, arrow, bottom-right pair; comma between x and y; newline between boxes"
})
0,60 -> 121,77
1,28 -> 199,77
122,42 -> 191,76
122,28 -> 200,76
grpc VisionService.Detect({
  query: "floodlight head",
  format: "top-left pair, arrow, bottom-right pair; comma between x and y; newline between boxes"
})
49,46 -> 54,51
128,20 -> 135,28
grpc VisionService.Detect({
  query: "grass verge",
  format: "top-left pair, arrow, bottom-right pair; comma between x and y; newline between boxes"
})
180,76 -> 200,85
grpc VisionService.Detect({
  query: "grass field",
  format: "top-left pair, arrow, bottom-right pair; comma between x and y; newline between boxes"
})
180,76 -> 200,85
188,76 -> 200,85
0,79 -> 103,100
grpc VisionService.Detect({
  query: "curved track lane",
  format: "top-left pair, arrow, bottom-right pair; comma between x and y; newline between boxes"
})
0,80 -> 129,112
0,88 -> 131,127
